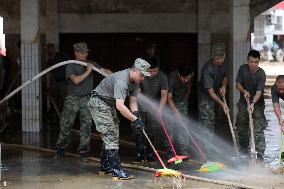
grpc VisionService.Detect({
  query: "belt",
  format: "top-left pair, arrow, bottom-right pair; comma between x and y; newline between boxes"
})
91,91 -> 115,106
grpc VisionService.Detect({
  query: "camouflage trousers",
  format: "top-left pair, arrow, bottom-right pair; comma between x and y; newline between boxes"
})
88,96 -> 120,150
198,97 -> 223,139
236,103 -> 267,156
56,95 -> 92,154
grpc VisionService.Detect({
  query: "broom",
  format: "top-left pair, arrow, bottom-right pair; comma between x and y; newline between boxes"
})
142,129 -> 182,177
157,114 -> 188,164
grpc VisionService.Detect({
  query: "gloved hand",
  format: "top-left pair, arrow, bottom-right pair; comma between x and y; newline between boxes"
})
134,118 -> 144,133
133,111 -> 141,120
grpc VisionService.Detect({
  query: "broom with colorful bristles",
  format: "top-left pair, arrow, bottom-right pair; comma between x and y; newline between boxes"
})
158,115 -> 188,164
142,129 -> 182,177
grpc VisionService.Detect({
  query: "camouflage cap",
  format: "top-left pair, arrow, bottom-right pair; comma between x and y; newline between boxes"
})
73,42 -> 90,53
212,43 -> 225,58
133,58 -> 151,77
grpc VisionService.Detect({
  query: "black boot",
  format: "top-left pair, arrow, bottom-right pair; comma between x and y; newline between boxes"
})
99,148 -> 112,176
133,133 -> 145,164
108,149 -> 135,181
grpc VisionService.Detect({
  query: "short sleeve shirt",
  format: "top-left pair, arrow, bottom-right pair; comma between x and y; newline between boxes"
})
141,70 -> 168,100
271,84 -> 284,103
168,70 -> 191,103
199,59 -> 227,98
94,69 -> 138,102
236,64 -> 266,106
66,61 -> 101,96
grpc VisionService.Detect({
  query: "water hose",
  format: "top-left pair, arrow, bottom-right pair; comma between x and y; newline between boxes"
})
0,60 -> 108,105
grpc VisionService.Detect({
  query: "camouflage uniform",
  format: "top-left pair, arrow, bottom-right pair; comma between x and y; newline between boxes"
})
88,96 -> 119,150
55,42 -> 100,155
56,95 -> 92,153
236,103 -> 267,156
235,64 -> 267,157
88,58 -> 150,180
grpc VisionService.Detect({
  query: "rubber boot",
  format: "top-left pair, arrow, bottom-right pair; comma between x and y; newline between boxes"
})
107,149 -> 135,181
133,133 -> 145,164
99,148 -> 112,176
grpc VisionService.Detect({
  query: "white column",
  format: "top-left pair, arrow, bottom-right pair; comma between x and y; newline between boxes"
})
198,0 -> 211,79
229,0 -> 251,125
21,0 -> 42,132
45,0 -> 59,49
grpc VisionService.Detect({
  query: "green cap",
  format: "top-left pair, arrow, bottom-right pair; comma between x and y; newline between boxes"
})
212,43 -> 225,58
73,42 -> 90,53
133,58 -> 151,77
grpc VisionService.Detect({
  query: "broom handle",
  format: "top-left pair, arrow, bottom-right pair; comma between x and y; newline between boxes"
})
158,114 -> 177,156
142,129 -> 167,169
245,96 -> 257,161
0,60 -> 108,105
221,94 -> 240,161
279,132 -> 283,166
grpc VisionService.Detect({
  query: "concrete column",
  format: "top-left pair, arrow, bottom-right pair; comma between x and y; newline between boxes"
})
229,0 -> 251,126
21,0 -> 42,132
198,0 -> 211,79
45,0 -> 59,49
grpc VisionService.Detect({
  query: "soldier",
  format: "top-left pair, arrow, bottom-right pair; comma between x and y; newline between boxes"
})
167,64 -> 193,156
271,75 -> 284,132
54,42 -> 111,161
271,75 -> 284,158
134,56 -> 170,163
198,43 -> 229,140
236,50 -> 267,161
88,58 -> 150,180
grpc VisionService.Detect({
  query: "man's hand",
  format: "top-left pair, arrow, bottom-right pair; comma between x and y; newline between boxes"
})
133,118 -> 144,134
248,103 -> 255,113
133,111 -> 141,120
87,63 -> 94,72
222,102 -> 229,114
219,86 -> 226,96
243,90 -> 250,99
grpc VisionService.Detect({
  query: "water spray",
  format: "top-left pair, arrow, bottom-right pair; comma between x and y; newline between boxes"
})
157,114 -> 187,164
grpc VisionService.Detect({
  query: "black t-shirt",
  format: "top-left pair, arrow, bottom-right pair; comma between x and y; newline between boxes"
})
236,64 -> 266,106
271,84 -> 284,103
66,61 -> 101,96
199,59 -> 227,99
